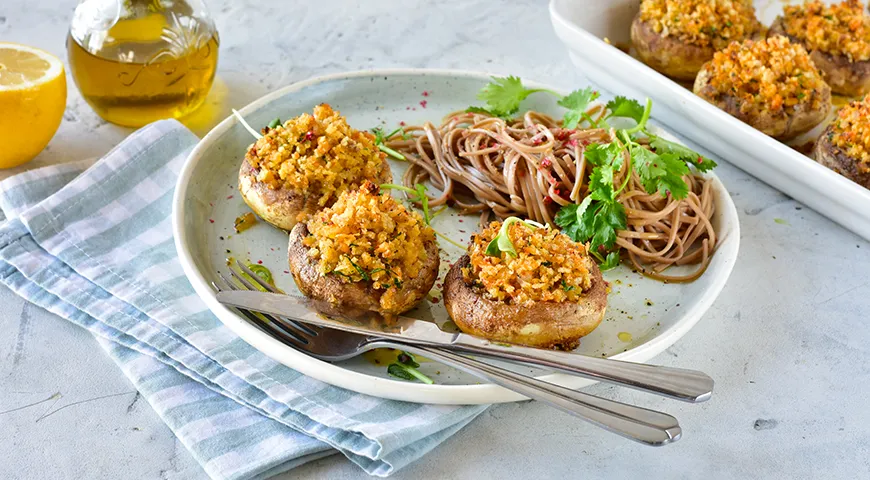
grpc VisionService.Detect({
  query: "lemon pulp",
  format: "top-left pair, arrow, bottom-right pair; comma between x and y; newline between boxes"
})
0,43 -> 67,169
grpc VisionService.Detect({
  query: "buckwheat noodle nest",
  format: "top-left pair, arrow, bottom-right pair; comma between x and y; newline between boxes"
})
386,109 -> 718,283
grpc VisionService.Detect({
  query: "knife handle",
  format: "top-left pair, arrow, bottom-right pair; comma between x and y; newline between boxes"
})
399,344 -> 681,446
450,338 -> 713,403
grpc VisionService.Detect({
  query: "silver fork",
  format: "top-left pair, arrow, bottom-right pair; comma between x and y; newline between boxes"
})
215,268 -> 683,446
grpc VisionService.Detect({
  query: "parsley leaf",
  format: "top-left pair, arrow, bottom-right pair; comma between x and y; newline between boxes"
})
649,135 -> 717,172
476,76 -> 553,117
267,117 -> 282,129
466,106 -> 508,118
605,96 -> 645,123
600,252 -> 621,271
558,87 -> 600,129
590,201 -> 626,251
630,147 -> 690,199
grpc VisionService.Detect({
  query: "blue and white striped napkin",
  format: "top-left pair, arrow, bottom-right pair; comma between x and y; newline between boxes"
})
0,120 -> 487,479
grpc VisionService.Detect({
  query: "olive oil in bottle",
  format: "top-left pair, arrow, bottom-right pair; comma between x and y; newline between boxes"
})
68,1 -> 219,127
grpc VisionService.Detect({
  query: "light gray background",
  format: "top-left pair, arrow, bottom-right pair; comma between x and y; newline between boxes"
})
2,0 -> 868,478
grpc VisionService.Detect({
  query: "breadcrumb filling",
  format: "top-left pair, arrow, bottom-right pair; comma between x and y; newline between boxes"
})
782,0 -> 870,62
304,182 -> 435,310
702,36 -> 827,115
464,221 -> 595,305
245,104 -> 387,211
830,94 -> 870,171
639,0 -> 759,50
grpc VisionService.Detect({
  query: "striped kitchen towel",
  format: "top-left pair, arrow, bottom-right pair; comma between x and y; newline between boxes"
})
0,120 -> 487,479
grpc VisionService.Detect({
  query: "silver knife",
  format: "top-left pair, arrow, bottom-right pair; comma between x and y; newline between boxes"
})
216,290 -> 713,402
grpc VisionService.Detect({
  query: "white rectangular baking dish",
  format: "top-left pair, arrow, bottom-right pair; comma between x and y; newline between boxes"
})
549,0 -> 870,242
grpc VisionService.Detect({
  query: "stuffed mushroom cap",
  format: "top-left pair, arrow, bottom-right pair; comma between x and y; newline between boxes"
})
287,181 -> 438,320
239,104 -> 392,231
694,36 -> 832,140
813,94 -> 870,188
443,220 -> 607,350
631,0 -> 761,81
769,0 -> 870,97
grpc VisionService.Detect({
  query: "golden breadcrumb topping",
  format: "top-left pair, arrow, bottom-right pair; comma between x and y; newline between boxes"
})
830,94 -> 870,171
782,0 -> 870,62
464,221 -> 595,305
245,104 -> 387,211
702,36 -> 827,114
639,0 -> 760,50
304,182 -> 435,309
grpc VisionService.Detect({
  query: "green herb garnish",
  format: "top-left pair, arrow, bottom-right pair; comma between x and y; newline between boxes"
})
485,217 -> 545,258
387,352 -> 434,384
558,87 -> 601,129
552,97 -> 716,269
561,280 -> 575,292
475,76 -> 558,118
380,183 -> 430,224
371,127 -> 407,160
267,117 -> 282,129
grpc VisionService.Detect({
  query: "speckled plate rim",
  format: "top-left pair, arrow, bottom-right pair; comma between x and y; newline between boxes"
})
172,68 -> 740,405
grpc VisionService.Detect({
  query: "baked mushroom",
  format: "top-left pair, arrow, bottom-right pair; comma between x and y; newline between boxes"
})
769,0 -> 870,97
287,181 -> 439,320
813,94 -> 870,188
239,104 -> 392,230
630,0 -> 761,81
694,36 -> 832,140
443,219 -> 607,350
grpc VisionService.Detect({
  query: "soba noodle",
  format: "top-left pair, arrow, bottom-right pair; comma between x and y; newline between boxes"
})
386,110 -> 717,282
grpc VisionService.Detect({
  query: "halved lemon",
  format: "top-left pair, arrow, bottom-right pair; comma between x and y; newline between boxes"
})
0,43 -> 67,169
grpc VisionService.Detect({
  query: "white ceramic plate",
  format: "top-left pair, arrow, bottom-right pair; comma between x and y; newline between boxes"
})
173,69 -> 740,405
550,0 -> 870,243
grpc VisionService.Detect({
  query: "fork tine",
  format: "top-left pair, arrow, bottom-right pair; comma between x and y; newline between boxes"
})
237,305 -> 311,348
236,260 -> 281,294
228,264 -> 320,337
218,271 -> 315,345
218,268 -> 317,345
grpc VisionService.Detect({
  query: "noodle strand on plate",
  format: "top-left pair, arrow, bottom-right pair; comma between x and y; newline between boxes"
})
388,110 -> 717,282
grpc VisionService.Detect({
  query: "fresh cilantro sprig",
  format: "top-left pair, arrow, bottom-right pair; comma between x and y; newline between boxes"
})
558,87 -> 600,129
485,217 -> 546,258
553,97 -> 717,271
474,76 -> 559,118
371,127 -> 407,161
387,352 -> 434,384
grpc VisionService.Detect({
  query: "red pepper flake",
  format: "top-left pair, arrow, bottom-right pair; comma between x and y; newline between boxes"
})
284,270 -> 290,274
257,260 -> 263,265
422,91 -> 430,97
406,106 -> 410,110
399,121 -> 406,126
226,195 -> 234,200
697,156 -> 703,164
541,157 -> 552,168
547,174 -> 558,185
430,296 -> 440,303
567,139 -> 579,147
555,129 -> 572,141
581,139 -> 591,146
458,219 -> 464,223
543,196 -> 553,205
209,219 -> 215,223
305,131 -> 316,141
209,202 -> 214,207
